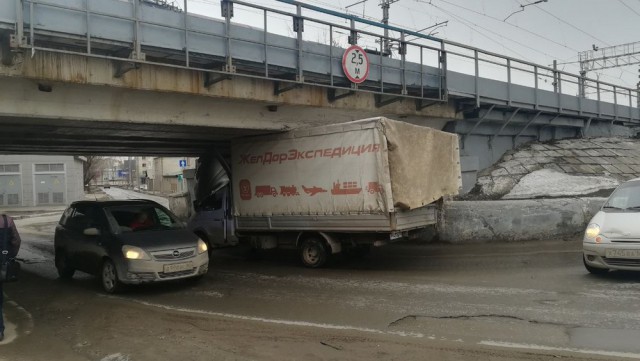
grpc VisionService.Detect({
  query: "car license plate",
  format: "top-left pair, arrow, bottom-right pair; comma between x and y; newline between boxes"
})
163,262 -> 193,273
606,249 -> 640,259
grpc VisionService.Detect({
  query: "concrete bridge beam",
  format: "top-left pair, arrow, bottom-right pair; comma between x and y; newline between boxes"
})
0,50 -> 459,130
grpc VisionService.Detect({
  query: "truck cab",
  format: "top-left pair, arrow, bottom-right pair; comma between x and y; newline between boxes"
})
188,186 -> 238,250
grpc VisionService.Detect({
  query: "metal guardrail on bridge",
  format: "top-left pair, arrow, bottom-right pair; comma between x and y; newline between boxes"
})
0,0 -> 638,121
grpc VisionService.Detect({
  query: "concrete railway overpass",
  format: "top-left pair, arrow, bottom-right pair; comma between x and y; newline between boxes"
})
0,0 -> 638,170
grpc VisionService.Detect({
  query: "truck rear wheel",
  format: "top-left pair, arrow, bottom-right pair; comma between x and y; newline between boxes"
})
299,238 -> 328,268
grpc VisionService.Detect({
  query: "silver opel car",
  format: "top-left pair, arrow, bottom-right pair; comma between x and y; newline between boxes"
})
55,200 -> 209,293
583,178 -> 640,274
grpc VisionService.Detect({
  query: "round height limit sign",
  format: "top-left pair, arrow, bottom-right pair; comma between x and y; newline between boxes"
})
342,45 -> 370,84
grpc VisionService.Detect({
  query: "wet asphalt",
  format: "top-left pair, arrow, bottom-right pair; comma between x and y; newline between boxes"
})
8,188 -> 640,359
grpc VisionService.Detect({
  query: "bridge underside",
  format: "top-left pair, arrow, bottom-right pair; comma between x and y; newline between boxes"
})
0,117 -> 259,156
0,73 -> 453,156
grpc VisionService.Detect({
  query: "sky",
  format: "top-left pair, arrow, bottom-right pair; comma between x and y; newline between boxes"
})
177,0 -> 639,100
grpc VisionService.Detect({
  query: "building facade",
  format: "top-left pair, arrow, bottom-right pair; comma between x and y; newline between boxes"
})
137,156 -> 155,190
153,157 -> 196,194
0,155 -> 84,208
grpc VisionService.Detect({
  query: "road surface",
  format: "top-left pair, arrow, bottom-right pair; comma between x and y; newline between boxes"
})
2,212 -> 640,360
102,187 -> 170,208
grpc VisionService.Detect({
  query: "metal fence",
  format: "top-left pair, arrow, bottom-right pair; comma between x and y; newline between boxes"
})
8,0 -> 448,104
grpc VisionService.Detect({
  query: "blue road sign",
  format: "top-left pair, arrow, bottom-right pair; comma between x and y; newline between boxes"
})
179,159 -> 187,168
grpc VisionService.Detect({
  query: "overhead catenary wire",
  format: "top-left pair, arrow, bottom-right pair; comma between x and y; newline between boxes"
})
413,0 -> 558,61
618,0 -> 640,16
422,0 -> 579,53
521,0 -> 610,46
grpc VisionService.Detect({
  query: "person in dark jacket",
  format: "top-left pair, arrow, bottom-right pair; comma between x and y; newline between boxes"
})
0,214 -> 21,342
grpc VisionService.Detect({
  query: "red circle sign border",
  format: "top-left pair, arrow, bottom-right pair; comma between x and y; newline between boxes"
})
342,45 -> 370,84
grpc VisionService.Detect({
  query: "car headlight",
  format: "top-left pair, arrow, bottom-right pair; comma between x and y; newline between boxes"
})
198,239 -> 208,254
122,245 -> 151,260
585,224 -> 600,239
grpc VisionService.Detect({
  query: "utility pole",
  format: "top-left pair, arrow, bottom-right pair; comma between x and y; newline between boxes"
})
380,0 -> 400,57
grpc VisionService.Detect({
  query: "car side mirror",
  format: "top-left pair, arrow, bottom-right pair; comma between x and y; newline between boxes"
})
83,227 -> 101,236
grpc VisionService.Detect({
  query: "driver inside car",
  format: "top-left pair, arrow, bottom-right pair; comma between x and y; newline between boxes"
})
129,211 -> 154,231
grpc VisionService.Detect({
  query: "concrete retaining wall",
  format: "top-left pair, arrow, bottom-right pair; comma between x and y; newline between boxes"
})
439,198 -> 606,243
168,192 -> 192,221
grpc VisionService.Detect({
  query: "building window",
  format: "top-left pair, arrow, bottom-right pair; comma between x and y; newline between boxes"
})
0,164 -> 20,173
38,192 -> 50,204
35,163 -> 64,172
142,163 -> 147,168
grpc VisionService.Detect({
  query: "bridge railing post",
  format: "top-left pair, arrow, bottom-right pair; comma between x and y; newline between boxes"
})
474,49 -> 479,108
552,60 -> 558,93
379,35 -> 384,93
400,31 -> 407,95
85,0 -> 91,54
14,0 -> 24,47
597,81 -> 602,118
294,3 -> 303,82
533,65 -> 539,110
507,58 -> 511,106
419,45 -> 424,98
557,71 -> 562,113
441,42 -> 447,101
263,9 -> 268,77
28,0 -> 33,49
183,0 -> 189,67
133,0 -> 141,59
614,85 -> 618,121
221,0 -> 234,72
629,89 -> 633,120
328,24 -> 332,86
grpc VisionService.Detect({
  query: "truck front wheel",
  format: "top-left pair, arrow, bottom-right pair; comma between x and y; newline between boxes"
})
299,238 -> 328,268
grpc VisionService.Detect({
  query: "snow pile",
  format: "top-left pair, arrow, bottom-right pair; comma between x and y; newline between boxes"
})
503,169 -> 620,200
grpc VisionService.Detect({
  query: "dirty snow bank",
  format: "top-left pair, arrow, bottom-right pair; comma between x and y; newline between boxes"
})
503,169 -> 619,200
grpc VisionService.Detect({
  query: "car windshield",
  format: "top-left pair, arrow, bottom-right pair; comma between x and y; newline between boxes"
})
603,180 -> 640,211
105,204 -> 184,232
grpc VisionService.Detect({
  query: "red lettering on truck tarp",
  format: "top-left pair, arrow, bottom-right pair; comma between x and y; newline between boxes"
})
239,144 -> 380,165
302,185 -> 327,196
263,152 -> 273,164
365,181 -> 383,194
255,185 -> 277,198
239,179 -> 252,200
331,180 -> 362,195
279,185 -> 300,196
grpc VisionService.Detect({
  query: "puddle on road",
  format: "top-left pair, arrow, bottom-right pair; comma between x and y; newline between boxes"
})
570,327 -> 640,353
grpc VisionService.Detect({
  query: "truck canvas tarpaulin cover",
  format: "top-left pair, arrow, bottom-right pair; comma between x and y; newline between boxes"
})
231,117 -> 461,218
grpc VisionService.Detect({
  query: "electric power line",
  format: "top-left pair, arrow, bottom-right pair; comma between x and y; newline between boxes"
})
618,0 -> 640,16
414,0 -> 557,61
426,0 -> 579,53
521,0 -> 610,46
